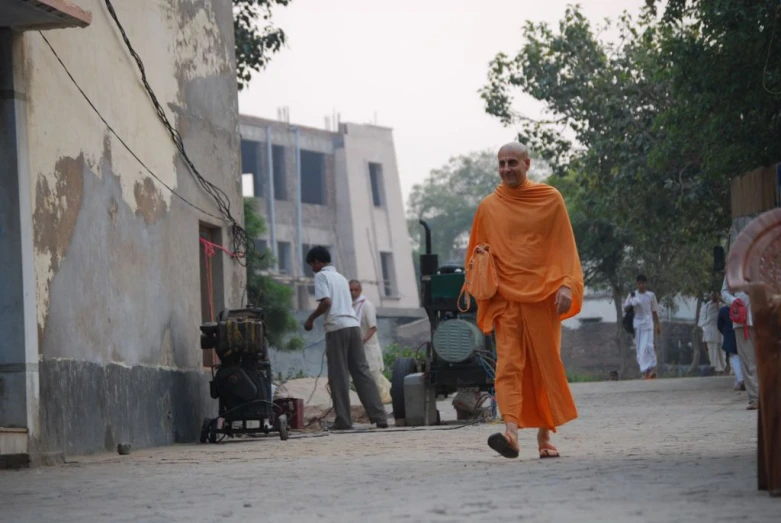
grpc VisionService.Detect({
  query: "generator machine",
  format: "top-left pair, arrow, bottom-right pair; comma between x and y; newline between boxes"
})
199,307 -> 289,443
390,221 -> 496,426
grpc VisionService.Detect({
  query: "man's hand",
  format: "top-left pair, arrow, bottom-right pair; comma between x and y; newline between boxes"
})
555,286 -> 573,315
655,323 -> 662,336
304,318 -> 314,332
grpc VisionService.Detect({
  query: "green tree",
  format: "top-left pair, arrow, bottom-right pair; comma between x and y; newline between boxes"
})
406,150 -> 551,266
244,198 -> 303,351
480,6 -> 722,305
234,0 -> 292,90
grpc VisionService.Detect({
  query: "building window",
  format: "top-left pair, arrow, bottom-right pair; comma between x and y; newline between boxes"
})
380,252 -> 396,297
369,163 -> 383,207
253,238 -> 268,253
272,145 -> 287,201
277,241 -> 292,274
240,139 -> 262,197
302,243 -> 314,278
301,150 -> 325,205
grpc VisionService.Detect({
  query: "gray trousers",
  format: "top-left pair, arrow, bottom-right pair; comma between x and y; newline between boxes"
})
326,326 -> 387,427
735,326 -> 759,404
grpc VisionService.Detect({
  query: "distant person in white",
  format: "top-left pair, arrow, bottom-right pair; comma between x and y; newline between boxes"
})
624,274 -> 661,379
303,246 -> 388,430
349,280 -> 392,404
721,277 -> 759,410
698,291 -> 726,374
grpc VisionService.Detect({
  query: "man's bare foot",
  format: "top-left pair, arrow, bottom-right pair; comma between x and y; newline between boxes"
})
537,428 -> 560,459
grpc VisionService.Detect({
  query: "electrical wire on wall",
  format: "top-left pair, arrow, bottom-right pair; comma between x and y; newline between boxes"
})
42,1 -> 261,268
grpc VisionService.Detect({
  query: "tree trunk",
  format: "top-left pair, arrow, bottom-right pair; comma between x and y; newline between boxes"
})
687,295 -> 704,376
612,286 -> 630,379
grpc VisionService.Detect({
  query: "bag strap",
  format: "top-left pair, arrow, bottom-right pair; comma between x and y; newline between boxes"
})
458,257 -> 474,313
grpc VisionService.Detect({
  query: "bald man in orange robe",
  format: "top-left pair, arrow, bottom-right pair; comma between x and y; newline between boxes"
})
466,142 -> 583,459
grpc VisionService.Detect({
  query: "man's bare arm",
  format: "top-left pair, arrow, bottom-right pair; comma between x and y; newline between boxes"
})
308,298 -> 331,323
363,326 -> 377,344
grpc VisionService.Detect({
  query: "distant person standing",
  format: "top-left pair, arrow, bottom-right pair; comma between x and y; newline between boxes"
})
303,246 -> 389,429
721,277 -> 758,410
699,291 -> 726,374
716,304 -> 744,391
349,280 -> 392,404
624,275 -> 661,379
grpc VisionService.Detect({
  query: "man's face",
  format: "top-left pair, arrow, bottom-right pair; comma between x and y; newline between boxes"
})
350,283 -> 361,300
309,261 -> 325,273
711,291 -> 720,302
498,149 -> 531,188
637,281 -> 647,293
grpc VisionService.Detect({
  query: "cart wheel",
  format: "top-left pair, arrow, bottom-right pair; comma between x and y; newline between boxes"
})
278,414 -> 289,441
208,419 -> 218,444
200,418 -> 211,443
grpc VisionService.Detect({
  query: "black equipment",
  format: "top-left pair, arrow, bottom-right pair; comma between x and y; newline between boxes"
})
199,307 -> 288,443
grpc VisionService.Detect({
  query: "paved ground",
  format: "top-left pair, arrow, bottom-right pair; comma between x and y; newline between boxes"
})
2,376 -> 779,522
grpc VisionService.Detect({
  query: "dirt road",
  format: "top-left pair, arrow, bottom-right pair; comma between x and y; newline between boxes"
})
1,377 -> 777,522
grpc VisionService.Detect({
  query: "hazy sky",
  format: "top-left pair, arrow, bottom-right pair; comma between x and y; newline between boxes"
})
238,0 -> 645,205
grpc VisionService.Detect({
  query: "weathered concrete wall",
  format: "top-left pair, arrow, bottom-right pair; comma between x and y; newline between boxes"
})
18,0 -> 241,459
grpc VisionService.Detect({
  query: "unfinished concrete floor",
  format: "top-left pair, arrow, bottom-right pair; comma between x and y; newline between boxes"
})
1,376 -> 778,522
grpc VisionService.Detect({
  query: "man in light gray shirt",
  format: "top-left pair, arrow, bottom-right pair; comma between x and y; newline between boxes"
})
304,246 -> 388,430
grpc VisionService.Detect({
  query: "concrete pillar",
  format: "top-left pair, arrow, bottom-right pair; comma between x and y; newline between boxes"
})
0,29 -> 40,467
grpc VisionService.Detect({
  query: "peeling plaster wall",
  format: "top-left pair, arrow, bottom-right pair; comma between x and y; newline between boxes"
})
20,0 -> 242,457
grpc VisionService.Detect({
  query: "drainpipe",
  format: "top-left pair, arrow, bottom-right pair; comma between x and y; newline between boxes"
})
266,127 -> 277,262
295,127 -> 303,278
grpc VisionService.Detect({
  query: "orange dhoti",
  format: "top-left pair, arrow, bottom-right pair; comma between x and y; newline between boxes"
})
493,296 -> 578,430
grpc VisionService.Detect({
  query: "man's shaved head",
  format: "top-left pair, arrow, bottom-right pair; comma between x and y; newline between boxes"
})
497,142 -> 531,188
498,142 -> 530,158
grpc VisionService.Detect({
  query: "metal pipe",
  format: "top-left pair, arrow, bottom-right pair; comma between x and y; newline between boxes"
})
295,127 -> 303,278
266,127 -> 277,262
419,220 -> 432,254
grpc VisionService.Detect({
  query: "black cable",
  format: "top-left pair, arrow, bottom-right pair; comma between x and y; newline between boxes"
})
102,0 -> 256,265
39,33 -> 222,222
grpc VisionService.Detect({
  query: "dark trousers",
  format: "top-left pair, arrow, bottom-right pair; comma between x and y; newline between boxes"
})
326,326 -> 387,427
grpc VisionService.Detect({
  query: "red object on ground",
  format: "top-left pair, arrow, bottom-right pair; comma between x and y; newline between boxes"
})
274,398 -> 304,430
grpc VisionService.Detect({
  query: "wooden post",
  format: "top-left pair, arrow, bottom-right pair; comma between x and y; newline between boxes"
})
745,283 -> 781,497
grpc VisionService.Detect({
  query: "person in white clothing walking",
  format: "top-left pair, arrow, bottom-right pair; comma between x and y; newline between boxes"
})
624,274 -> 662,379
698,291 -> 726,374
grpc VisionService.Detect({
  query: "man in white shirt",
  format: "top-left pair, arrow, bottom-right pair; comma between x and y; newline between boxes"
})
303,246 -> 389,429
623,274 -> 661,379
698,291 -> 726,374
721,277 -> 759,410
349,280 -> 392,404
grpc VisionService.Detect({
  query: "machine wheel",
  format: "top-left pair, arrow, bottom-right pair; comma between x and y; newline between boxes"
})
391,357 -> 418,421
208,419 -> 218,444
199,418 -> 211,443
278,414 -> 289,441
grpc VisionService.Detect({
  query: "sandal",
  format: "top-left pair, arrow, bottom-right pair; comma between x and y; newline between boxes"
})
538,442 -> 560,459
488,432 -> 519,459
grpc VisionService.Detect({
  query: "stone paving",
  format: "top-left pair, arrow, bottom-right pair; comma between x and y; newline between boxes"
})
1,376 -> 778,522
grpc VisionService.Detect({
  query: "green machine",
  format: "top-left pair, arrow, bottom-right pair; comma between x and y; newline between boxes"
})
390,221 -> 496,426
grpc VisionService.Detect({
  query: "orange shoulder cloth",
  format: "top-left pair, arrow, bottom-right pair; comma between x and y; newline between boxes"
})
465,180 -> 584,332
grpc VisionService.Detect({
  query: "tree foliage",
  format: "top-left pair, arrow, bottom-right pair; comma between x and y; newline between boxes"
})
480,2 -> 781,310
406,150 -> 550,266
234,0 -> 291,91
244,198 -> 302,351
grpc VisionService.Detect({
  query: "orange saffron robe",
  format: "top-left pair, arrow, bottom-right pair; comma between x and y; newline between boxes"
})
466,180 -> 584,430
